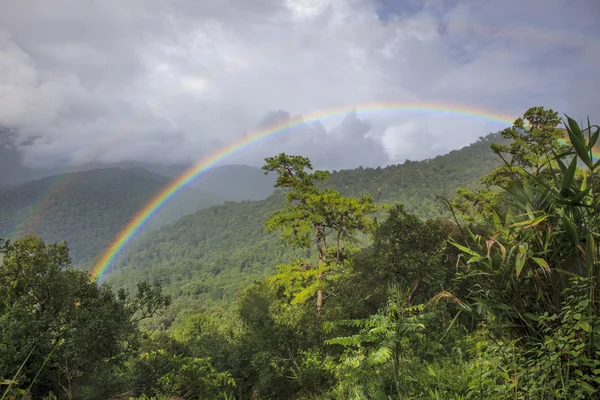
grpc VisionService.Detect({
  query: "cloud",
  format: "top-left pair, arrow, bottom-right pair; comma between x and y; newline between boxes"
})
0,0 -> 598,171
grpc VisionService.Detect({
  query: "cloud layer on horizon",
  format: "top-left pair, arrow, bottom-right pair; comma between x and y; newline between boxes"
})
0,0 -> 598,172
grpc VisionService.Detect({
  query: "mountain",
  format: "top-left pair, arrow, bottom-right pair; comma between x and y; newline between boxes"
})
328,133 -> 506,217
104,133 -> 507,322
0,141 -> 276,202
0,167 -> 226,266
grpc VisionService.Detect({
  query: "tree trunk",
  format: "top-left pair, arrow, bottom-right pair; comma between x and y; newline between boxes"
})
316,288 -> 323,330
314,224 -> 326,345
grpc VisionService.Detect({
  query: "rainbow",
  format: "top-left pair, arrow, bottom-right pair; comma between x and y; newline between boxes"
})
8,17 -> 599,245
89,101 -> 519,280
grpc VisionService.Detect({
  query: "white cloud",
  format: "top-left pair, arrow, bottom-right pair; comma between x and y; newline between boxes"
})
0,0 -> 597,171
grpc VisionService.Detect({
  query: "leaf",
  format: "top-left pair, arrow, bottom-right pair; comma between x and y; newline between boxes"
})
485,240 -> 496,257
579,381 -> 596,393
566,115 -> 582,136
506,206 -> 516,225
562,214 -> 580,245
467,255 -> 487,264
531,257 -> 551,274
451,241 -> 481,257
569,188 -> 591,205
507,215 -> 546,229
588,121 -> 599,149
515,245 -> 527,278
492,211 -> 503,233
580,171 -> 588,192
556,156 -> 568,174
565,116 -> 594,168
562,156 -> 578,192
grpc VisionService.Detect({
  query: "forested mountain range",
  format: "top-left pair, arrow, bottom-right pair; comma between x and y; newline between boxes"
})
5,108 -> 600,399
0,132 -> 506,272
0,167 -> 226,265
105,132 -> 508,321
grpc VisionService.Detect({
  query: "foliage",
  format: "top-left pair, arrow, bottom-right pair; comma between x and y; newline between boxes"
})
129,349 -> 235,399
450,114 -> 600,337
449,113 -> 600,397
325,284 -> 431,370
485,106 -> 569,186
465,282 -> 600,399
6,107 -> 599,399
107,134 -> 502,320
0,168 -> 225,266
452,106 -> 569,223
0,235 -> 170,399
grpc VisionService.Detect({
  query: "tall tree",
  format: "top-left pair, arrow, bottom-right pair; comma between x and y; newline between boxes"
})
262,154 -> 377,340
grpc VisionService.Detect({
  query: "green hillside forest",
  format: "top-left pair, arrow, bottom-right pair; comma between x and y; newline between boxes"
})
104,131 -> 508,315
2,107 -> 600,399
0,167 -> 226,266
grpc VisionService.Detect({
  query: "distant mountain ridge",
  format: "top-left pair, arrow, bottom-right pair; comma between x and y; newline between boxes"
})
0,167 -> 227,265
0,155 -> 277,202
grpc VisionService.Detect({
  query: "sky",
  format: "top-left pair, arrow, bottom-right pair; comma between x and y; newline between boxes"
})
0,0 -> 599,178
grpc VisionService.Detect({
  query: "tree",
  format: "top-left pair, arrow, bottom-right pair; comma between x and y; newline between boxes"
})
262,153 -> 377,340
0,235 -> 171,399
484,106 -> 568,187
352,205 -> 454,307
452,106 -> 570,223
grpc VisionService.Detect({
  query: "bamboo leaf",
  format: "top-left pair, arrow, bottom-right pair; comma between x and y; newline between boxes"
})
589,124 -> 599,149
467,255 -> 487,264
531,257 -> 551,273
580,171 -> 588,192
555,156 -> 568,174
492,211 -> 503,232
515,245 -> 527,278
486,240 -> 494,257
565,115 -> 582,136
562,156 -> 578,192
505,206 -> 516,225
562,214 -> 580,245
569,187 -> 591,206
565,117 -> 594,168
451,241 -> 481,257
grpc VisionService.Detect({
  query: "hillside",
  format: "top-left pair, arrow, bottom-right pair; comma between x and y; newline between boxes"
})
104,133 -> 507,321
328,132 -> 506,216
0,167 -> 226,265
